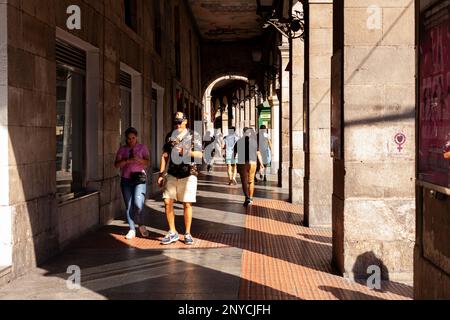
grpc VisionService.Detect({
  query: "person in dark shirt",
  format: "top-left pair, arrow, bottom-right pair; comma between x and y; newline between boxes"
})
234,127 -> 265,207
157,112 -> 203,245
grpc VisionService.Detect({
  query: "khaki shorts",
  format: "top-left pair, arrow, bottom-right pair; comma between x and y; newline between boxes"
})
162,174 -> 198,203
237,163 -> 257,183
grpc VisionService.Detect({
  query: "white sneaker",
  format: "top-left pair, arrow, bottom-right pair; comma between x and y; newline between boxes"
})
125,230 -> 136,240
139,225 -> 149,238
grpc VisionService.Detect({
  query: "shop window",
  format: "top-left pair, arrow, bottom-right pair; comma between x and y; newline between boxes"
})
56,40 -> 86,202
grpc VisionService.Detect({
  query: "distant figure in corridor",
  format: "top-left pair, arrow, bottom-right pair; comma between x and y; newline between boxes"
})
258,125 -> 272,182
114,127 -> 150,240
234,127 -> 265,207
224,126 -> 239,185
203,129 -> 216,172
158,112 -> 203,245
214,129 -> 225,160
444,133 -> 450,160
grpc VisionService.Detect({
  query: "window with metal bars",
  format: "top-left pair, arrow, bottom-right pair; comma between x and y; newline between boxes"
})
120,70 -> 132,144
55,39 -> 86,202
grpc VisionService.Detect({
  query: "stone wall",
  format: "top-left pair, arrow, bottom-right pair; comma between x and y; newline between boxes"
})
1,0 -> 202,285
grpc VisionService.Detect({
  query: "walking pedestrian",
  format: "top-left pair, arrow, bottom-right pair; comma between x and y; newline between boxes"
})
214,130 -> 224,160
203,129 -> 216,172
114,127 -> 150,240
224,126 -> 239,185
157,112 -> 203,245
234,127 -> 265,207
443,135 -> 450,159
258,125 -> 272,182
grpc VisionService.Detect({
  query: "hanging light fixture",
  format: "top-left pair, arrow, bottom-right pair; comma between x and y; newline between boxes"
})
257,1 -> 305,40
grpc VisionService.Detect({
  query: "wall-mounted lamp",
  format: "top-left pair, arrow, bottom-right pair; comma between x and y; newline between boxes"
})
259,6 -> 305,40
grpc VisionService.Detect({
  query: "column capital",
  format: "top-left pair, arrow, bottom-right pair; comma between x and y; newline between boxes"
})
279,44 -> 290,58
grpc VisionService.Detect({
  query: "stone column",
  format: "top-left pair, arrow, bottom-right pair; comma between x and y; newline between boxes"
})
232,104 -> 237,128
305,0 -> 333,225
332,0 -> 416,283
204,92 -> 214,133
270,94 -> 280,175
234,90 -> 240,135
222,107 -> 229,136
250,97 -> 256,129
245,99 -> 250,128
240,104 -> 245,131
289,1 -> 307,205
279,38 -> 291,189
240,88 -> 245,131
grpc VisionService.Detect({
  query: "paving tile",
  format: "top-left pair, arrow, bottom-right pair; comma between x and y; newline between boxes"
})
0,168 -> 412,300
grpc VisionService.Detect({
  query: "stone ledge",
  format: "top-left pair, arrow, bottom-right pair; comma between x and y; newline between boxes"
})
0,266 -> 11,278
0,265 -> 12,288
57,191 -> 100,208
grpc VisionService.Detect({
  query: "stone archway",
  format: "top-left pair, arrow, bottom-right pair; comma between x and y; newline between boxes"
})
201,42 -> 258,94
202,75 -> 249,134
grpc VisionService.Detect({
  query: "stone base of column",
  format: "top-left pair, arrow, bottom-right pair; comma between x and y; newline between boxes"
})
335,198 -> 415,284
289,167 -> 304,205
280,162 -> 290,189
306,185 -> 332,227
270,161 -> 279,175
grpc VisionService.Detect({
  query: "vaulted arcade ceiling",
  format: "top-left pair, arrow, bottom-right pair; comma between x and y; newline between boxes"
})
187,0 -> 265,41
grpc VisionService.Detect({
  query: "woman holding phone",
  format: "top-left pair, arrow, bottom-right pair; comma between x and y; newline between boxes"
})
114,127 -> 150,240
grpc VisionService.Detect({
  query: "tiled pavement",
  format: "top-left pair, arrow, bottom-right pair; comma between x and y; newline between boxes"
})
0,167 -> 413,300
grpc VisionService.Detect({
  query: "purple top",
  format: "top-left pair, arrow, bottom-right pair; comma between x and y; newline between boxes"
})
115,144 -> 150,179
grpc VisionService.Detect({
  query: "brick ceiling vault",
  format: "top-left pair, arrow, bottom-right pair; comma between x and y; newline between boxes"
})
187,0 -> 264,42
186,0 -> 286,94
